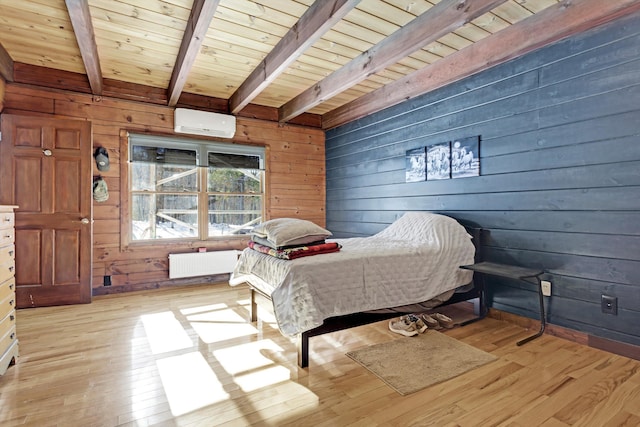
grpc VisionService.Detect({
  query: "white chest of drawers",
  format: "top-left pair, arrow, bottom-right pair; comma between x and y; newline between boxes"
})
0,205 -> 18,375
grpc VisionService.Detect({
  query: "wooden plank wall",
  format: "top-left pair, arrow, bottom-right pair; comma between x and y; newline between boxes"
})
325,12 -> 640,347
2,85 -> 325,293
0,76 -> 5,112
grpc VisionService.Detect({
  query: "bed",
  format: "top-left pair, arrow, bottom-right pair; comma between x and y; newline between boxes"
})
229,212 -> 485,367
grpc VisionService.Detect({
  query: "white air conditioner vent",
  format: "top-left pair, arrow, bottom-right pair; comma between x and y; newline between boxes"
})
174,108 -> 236,138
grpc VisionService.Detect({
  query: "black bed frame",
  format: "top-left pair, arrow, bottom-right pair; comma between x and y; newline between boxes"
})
246,227 -> 487,368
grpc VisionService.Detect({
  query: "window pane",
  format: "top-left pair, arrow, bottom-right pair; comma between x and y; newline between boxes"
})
208,168 -> 262,193
132,194 -> 198,240
132,145 -> 197,166
132,163 -> 198,192
208,195 -> 262,236
128,134 -> 265,242
208,152 -> 260,169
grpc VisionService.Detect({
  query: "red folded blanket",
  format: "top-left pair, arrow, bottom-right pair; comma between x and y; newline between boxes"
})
248,241 -> 341,260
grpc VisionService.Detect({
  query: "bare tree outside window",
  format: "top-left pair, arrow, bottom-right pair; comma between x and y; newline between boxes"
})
129,136 -> 264,241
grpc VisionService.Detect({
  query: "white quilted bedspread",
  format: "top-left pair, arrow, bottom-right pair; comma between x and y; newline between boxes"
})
229,212 -> 475,336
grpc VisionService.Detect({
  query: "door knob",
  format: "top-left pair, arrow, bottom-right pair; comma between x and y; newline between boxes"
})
43,149 -> 53,156
80,218 -> 90,224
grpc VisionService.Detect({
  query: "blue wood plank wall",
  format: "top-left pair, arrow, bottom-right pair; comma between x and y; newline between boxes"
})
325,12 -> 640,347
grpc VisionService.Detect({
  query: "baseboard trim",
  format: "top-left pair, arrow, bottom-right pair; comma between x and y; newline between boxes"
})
92,274 -> 230,296
487,308 -> 639,361
588,335 -> 640,361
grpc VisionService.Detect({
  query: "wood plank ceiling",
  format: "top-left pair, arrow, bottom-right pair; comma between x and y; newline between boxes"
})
0,0 -> 639,129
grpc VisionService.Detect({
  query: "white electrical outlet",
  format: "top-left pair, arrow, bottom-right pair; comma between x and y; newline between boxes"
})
541,280 -> 552,296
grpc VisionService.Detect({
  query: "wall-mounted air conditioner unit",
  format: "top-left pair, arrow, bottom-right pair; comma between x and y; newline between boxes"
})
174,108 -> 236,138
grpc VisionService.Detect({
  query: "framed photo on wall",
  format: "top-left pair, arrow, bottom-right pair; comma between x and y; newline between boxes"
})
452,136 -> 480,178
405,147 -> 426,182
426,141 -> 451,180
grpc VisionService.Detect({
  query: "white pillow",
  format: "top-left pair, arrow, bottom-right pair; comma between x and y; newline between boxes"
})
375,212 -> 470,244
252,218 -> 332,247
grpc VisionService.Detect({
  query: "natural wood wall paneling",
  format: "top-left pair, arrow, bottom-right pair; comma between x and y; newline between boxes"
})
2,83 -> 62,114
14,61 -> 158,102
0,76 -> 5,112
175,91 -> 229,113
13,62 -> 92,95
4,84 -> 325,292
177,94 -> 323,128
102,78 -> 168,105
324,12 -> 640,347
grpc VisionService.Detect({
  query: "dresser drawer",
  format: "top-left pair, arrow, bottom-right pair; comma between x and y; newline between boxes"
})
0,310 -> 16,345
0,260 -> 14,285
0,212 -> 14,231
0,227 -> 14,247
0,325 -> 17,355
0,290 -> 15,319
0,277 -> 15,304
0,213 -> 14,251
0,244 -> 15,265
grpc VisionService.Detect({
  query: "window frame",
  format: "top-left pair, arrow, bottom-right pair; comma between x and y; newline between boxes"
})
120,131 -> 265,248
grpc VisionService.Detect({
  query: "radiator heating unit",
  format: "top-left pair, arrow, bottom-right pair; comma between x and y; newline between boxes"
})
169,250 -> 238,279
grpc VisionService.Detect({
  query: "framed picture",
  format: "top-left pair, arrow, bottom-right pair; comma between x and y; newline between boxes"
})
452,136 -> 480,178
426,141 -> 451,180
405,147 -> 426,182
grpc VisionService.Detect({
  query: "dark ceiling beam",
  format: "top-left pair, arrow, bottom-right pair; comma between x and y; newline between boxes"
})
322,0 -> 640,130
0,42 -> 14,82
167,0 -> 220,107
229,0 -> 361,114
279,0 -> 507,123
65,0 -> 103,95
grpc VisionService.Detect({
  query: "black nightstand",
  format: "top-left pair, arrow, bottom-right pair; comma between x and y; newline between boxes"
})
461,262 -> 546,346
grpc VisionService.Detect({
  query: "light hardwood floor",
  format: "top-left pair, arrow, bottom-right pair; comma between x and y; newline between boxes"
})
1,283 -> 639,427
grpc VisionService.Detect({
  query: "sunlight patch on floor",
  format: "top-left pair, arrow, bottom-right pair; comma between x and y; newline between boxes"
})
180,302 -> 228,316
156,351 -> 229,416
141,311 -> 193,354
214,339 -> 284,375
234,365 -> 292,392
187,308 -> 258,343
214,339 -> 291,392
139,303 -> 313,416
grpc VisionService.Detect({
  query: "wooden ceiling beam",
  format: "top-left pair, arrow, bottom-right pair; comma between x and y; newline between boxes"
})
229,0 -> 361,115
0,42 -> 13,82
65,0 -> 103,95
279,0 -> 507,123
167,0 -> 220,107
321,0 -> 640,130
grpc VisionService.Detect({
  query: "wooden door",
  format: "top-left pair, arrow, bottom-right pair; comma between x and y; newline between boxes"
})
0,114 -> 92,307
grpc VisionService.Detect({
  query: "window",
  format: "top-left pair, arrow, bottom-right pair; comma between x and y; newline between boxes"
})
128,133 -> 264,241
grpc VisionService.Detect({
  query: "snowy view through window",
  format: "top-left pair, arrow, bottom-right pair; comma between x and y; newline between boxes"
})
131,155 -> 263,240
